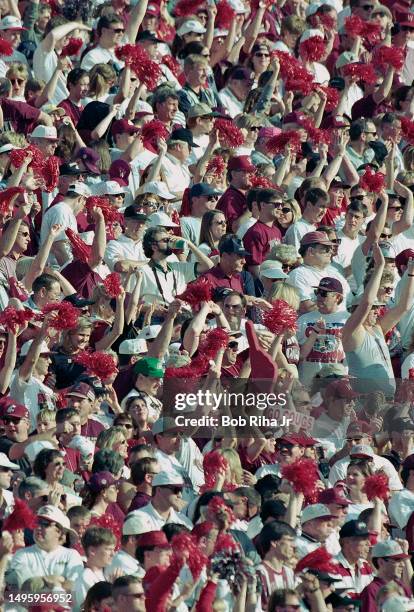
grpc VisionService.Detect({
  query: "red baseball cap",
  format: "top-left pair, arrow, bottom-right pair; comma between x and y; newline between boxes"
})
346,421 -> 373,438
146,3 -> 160,16
137,530 -> 171,548
396,10 -> 414,26
300,231 -> 333,247
295,435 -> 318,447
0,398 -> 29,419
395,249 -> 414,272
111,119 -> 140,138
227,155 -> 256,173
314,277 -> 344,294
325,379 -> 359,400
318,487 -> 351,506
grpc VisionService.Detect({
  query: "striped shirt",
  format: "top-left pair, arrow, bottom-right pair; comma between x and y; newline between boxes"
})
329,552 -> 373,595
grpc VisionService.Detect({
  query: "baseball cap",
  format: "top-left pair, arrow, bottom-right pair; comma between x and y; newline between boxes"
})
314,277 -> 343,294
137,530 -> 171,548
229,66 -> 253,81
187,103 -> 214,119
88,471 -> 117,493
300,28 -> 324,43
63,294 -> 95,308
300,231 -> 333,247
227,155 -> 256,173
168,128 -> 199,148
138,325 -> 162,340
76,147 -> 100,175
133,357 -> 165,378
325,379 -> 359,400
218,235 -> 250,257
122,513 -> 153,535
42,104 -> 65,117
0,399 -> 29,420
0,453 -> 18,470
326,593 -> 362,609
24,441 -> 56,463
391,418 -> 414,433
396,11 -> 414,26
37,505 -> 77,537
111,119 -> 140,137
301,504 -> 336,524
95,180 -> 128,196
346,421 -> 373,438
349,444 -> 375,460
0,144 -> 17,155
137,181 -> 175,200
148,211 -> 178,227
65,382 -> 96,401
372,540 -> 409,560
339,519 -> 370,538
146,3 -> 160,16
176,19 -> 206,36
118,338 -> 147,355
0,16 -> 26,30
109,159 -> 130,186
322,116 -> 349,130
152,471 -> 184,487
214,28 -> 229,37
136,29 -> 161,44
19,340 -> 54,357
59,162 -> 83,176
30,125 -> 58,140
381,596 -> 414,612
190,183 -> 223,198
68,182 -> 91,197
318,487 -> 351,506
335,51 -> 359,69
151,417 -> 177,435
259,260 -> 287,280
124,205 -> 148,222
396,249 -> 414,272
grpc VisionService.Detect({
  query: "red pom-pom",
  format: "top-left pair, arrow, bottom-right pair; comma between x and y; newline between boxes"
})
344,14 -> 364,36
171,532 -> 208,578
317,85 -> 340,112
89,513 -> 121,548
360,166 -> 385,193
248,173 -> 275,189
10,145 -> 44,171
271,50 -> 315,93
401,117 -> 414,145
103,272 -> 122,298
141,119 -> 170,151
42,156 -> 60,192
73,350 -> 118,379
342,62 -> 377,84
206,155 -> 226,178
42,302 -> 80,330
373,45 -> 405,71
363,472 -> 390,501
202,450 -> 229,491
214,532 -> 239,553
266,130 -> 302,155
318,13 -> 336,30
299,36 -> 325,62
344,15 -> 381,42
60,37 -> 83,57
164,361 -> 205,379
200,327 -> 230,359
85,196 -> 122,224
214,119 -> 245,148
161,54 -> 181,78
295,547 -> 338,574
115,44 -> 161,91
174,0 -> 204,16
3,499 -> 37,532
165,327 -> 229,379
0,307 -> 34,333
215,0 -> 236,29
208,496 -> 236,525
176,276 -> 213,306
300,117 -> 331,145
281,457 -> 319,497
362,21 -> 382,45
0,187 -> 25,219
263,299 -> 298,335
65,228 -> 91,264
0,37 -> 13,56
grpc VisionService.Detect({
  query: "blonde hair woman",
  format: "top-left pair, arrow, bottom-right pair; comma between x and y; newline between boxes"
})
83,63 -> 128,107
6,63 -> 29,101
217,447 -> 243,488
267,243 -> 301,274
97,426 -> 130,479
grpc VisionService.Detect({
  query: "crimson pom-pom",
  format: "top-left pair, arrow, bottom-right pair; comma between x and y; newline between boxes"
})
206,155 -> 226,177
0,187 -> 25,218
0,307 -> 34,333
215,0 -> 236,29
266,130 -> 302,155
161,54 -> 181,77
285,70 -> 315,95
42,302 -> 80,330
342,62 -> 377,84
249,173 -> 275,189
65,228 -> 91,264
103,272 -> 122,298
301,117 -> 331,145
345,14 -> 381,42
282,457 -> 319,497
208,496 -> 236,525
60,37 -> 83,57
363,472 -> 390,501
164,361 -> 205,379
299,36 -> 325,62
360,166 -> 385,193
171,532 -> 208,578
89,513 -> 121,548
10,145 -> 44,171
115,44 -> 161,90
141,119 -> 169,150
318,13 -> 336,29
295,547 -> 338,574
271,50 -> 315,94
203,450 -> 228,475
176,276 -> 213,306
201,327 -> 230,359
174,0 -> 204,16
401,117 -> 414,145
0,37 -> 13,56
3,499 -> 37,532
344,14 -> 363,35
214,119 -> 245,148
373,45 -> 405,71
85,196 -> 122,224
214,533 -> 240,553
165,327 -> 229,379
263,299 -> 298,335
362,21 -> 382,44
73,350 -> 118,379
317,85 -> 340,112
42,156 -> 60,192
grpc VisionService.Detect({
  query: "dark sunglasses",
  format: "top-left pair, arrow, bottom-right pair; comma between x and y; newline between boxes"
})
389,206 -> 402,211
382,286 -> 393,294
119,423 -> 133,429
164,485 -> 183,494
213,220 -> 226,226
331,238 -> 342,245
315,289 -> 332,297
109,27 -> 125,33
280,207 -> 292,214
10,78 -> 24,85
255,52 -> 270,58
250,126 -> 260,131
352,194 -> 366,201
380,233 -> 392,239
228,341 -> 238,349
208,195 -> 219,201
361,4 -> 374,10
3,416 -> 22,424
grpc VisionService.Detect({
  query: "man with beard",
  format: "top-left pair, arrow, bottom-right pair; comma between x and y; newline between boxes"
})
217,156 -> 256,233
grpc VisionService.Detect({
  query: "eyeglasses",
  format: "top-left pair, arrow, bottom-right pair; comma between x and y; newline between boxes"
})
364,131 -> 377,136
265,201 -> 284,208
255,52 -> 270,58
315,289 -> 334,297
228,341 -> 238,349
109,27 -> 125,33
352,194 -> 366,201
280,207 -> 292,214
19,231 -> 30,237
382,286 -> 393,294
331,238 -> 342,245
120,423 -> 133,429
163,485 -> 183,494
3,416 -> 22,424
213,220 -> 226,225
361,4 -> 374,10
10,78 -> 24,85
250,126 -> 260,131
315,245 -> 333,253
380,233 -> 392,239
208,195 -> 219,201
143,200 -> 158,207
37,518 -> 58,529
389,206 -> 402,211
201,52 -> 210,58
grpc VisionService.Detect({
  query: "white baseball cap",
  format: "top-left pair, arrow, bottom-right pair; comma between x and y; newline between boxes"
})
68,182 -> 92,197
119,338 -> 148,355
30,125 -> 58,140
0,452 -> 18,470
259,260 -> 288,280
381,597 -> 414,612
349,444 -> 375,460
138,325 -> 162,341
0,16 -> 26,30
122,512 -> 153,535
149,211 -> 178,227
214,28 -> 229,37
20,340 -> 54,357
37,505 -> 77,536
300,28 -> 324,43
138,181 -> 175,200
301,504 -> 335,524
95,180 -> 128,196
152,470 -> 184,487
0,144 -> 18,155
25,441 -> 56,463
177,19 -> 206,36
228,0 -> 248,13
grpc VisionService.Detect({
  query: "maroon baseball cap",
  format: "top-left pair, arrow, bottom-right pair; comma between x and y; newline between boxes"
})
76,147 -> 100,175
396,10 -> 414,26
277,434 -> 301,446
65,382 -> 96,401
314,277 -> 344,294
109,159 -> 130,187
395,249 -> 414,272
346,421 -> 373,438
146,3 -> 160,15
111,119 -> 140,137
282,111 -> 306,125
325,379 -> 359,400
295,435 -> 318,447
321,116 -> 349,130
0,398 -> 29,419
318,487 -> 351,506
88,471 -> 117,493
137,530 -> 171,548
403,454 -> 414,470
227,155 -> 256,173
300,231 -> 334,247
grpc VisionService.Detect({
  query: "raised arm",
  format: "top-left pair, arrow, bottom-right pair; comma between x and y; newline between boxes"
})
362,190 -> 388,256
373,65 -> 394,104
380,258 -> 414,335
94,290 -> 125,351
147,299 -> 183,359
126,0 -> 149,44
0,331 -> 17,394
391,180 -> 414,236
172,236 -> 214,273
88,208 -> 106,269
42,21 -> 90,54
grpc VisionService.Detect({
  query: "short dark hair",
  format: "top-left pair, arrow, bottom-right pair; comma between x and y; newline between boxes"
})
55,408 -> 78,424
112,575 -> 142,599
44,16 -> 68,37
347,200 -> 368,217
130,457 -> 157,486
162,523 -> 190,541
349,118 -> 366,141
152,88 -> 178,111
142,226 -> 163,258
257,520 -> 296,556
304,187 -> 329,207
33,449 -> 62,480
97,14 -> 123,36
32,273 -> 59,295
67,67 -> 88,88
256,188 -> 283,210
382,112 -> 400,126
260,499 -> 286,522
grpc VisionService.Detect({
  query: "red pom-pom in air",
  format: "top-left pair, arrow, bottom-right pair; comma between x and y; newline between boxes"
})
85,196 -> 122,224
206,155 -> 226,178
342,62 -> 377,84
42,302 -> 80,330
281,457 -> 319,497
202,450 -> 229,491
0,307 -> 34,333
60,37 -> 83,57
10,145 -> 45,171
214,532 -> 239,552
164,327 -> 229,379
141,119 -> 170,151
266,131 -> 302,155
171,532 -> 208,578
89,513 -> 121,548
73,350 -> 118,380
201,327 -> 230,359
115,44 -> 161,91
295,547 -> 338,574
214,119 -> 245,148
215,0 -> 236,29
362,21 -> 382,45
345,15 -> 381,44
103,272 -> 122,298
174,0 -> 204,16
300,117 -> 331,145
249,173 -> 275,189
401,117 -> 414,145
65,228 -> 91,264
299,36 -> 325,62
317,85 -> 340,112
0,37 -> 13,56
3,499 -> 37,532
0,187 -> 25,219
373,45 -> 405,72
360,167 -> 385,193
271,50 -> 315,94
263,299 -> 298,335
176,276 -> 213,306
363,472 -> 390,501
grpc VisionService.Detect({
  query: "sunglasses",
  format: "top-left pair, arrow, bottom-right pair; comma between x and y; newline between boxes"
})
119,423 -> 133,428
208,195 -> 219,201
382,286 -> 393,294
37,518 -> 58,529
361,4 -> 374,10
10,78 -> 24,85
380,233 -> 392,239
213,220 -> 226,225
389,206 -> 402,211
330,238 -> 342,245
364,131 -> 377,136
250,126 -> 260,131
280,207 -> 292,214
315,245 -> 333,253
315,289 -> 333,297
3,417 -> 22,424
267,201 -> 284,208
255,52 -> 270,58
164,485 -> 183,494
109,27 -> 125,33
352,194 -> 366,201
228,341 -> 238,349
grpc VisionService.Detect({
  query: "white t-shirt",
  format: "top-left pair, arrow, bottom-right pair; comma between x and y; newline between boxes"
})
139,261 -> 197,305
104,234 -> 147,290
284,219 -> 316,252
9,372 -> 55,433
81,45 -> 124,71
8,544 -> 83,588
129,502 -> 193,530
389,488 -> 414,529
160,154 -> 191,197
333,230 -> 364,275
329,453 -> 403,491
286,264 -> 351,310
33,46 -> 68,105
401,352 -> 414,378
180,216 -> 202,244
73,567 -> 104,612
218,87 -> 244,118
105,550 -> 144,579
